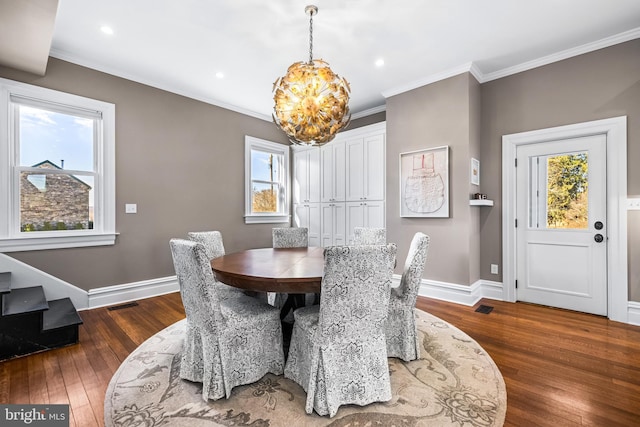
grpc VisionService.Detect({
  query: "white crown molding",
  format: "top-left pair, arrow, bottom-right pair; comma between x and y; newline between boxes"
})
382,62 -> 476,99
351,104 -> 386,120
480,27 -> 640,83
49,49 -> 272,122
50,27 -> 639,121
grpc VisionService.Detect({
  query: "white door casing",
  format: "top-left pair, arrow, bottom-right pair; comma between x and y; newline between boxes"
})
502,117 -> 628,322
515,135 -> 607,315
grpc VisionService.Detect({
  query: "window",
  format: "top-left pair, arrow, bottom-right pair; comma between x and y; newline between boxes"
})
0,78 -> 116,251
244,136 -> 289,224
528,151 -> 589,230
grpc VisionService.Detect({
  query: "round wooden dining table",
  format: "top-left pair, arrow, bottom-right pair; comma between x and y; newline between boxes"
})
210,246 -> 325,294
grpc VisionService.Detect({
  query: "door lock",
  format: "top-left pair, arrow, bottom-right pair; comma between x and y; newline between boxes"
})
594,234 -> 604,243
594,221 -> 603,230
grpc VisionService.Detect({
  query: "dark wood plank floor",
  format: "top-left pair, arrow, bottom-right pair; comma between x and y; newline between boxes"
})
1,293 -> 639,426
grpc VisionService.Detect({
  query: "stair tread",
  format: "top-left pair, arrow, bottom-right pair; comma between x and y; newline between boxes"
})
42,298 -> 83,331
2,286 -> 49,316
0,272 -> 10,294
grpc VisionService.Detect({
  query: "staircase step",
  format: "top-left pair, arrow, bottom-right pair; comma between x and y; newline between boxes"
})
0,272 -> 10,294
42,298 -> 83,331
2,286 -> 49,316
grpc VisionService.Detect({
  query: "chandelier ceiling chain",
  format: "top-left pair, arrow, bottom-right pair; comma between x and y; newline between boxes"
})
272,4 -> 351,146
307,5 -> 315,64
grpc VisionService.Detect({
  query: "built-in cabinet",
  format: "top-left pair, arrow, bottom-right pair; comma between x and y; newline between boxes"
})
293,147 -> 321,246
294,202 -> 321,247
293,147 -> 320,204
293,122 -> 386,246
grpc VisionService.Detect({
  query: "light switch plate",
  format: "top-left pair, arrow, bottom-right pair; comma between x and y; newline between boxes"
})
490,264 -> 499,275
125,203 -> 137,214
628,198 -> 640,210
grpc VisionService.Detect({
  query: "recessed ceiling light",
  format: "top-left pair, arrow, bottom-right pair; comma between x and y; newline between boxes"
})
375,58 -> 385,67
215,72 -> 224,79
101,26 -> 114,35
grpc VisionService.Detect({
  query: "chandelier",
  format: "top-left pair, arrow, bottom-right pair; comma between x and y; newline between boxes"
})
272,5 -> 351,146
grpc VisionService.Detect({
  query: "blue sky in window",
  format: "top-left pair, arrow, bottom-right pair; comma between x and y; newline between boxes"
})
251,149 -> 280,182
19,106 -> 93,172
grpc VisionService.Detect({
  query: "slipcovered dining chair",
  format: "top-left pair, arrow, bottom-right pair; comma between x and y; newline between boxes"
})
270,227 -> 310,309
284,244 -> 397,417
385,232 -> 430,361
352,227 -> 386,245
272,227 -> 309,248
169,239 -> 284,401
188,230 -> 244,301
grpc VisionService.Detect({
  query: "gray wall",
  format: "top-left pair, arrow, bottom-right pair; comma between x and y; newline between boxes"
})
386,73 -> 480,285
1,39 -> 638,302
1,58 -> 290,291
480,39 -> 640,301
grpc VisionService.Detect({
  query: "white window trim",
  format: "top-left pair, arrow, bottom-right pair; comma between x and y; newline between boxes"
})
0,78 -> 116,252
244,136 -> 290,224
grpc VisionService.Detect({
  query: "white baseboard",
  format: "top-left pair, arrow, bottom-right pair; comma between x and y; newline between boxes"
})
87,276 -> 179,310
628,301 -> 640,326
403,275 -> 504,306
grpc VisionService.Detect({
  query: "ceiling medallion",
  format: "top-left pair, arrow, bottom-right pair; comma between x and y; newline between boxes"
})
272,5 -> 351,146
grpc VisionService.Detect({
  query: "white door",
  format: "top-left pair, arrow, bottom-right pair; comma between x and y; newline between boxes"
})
516,134 -> 607,315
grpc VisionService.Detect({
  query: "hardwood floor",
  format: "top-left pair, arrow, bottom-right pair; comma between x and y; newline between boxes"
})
1,293 -> 639,426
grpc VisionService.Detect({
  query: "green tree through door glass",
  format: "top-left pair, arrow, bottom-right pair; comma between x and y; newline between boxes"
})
546,152 -> 588,229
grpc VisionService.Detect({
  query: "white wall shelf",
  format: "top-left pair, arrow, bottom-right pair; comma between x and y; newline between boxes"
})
470,199 -> 494,206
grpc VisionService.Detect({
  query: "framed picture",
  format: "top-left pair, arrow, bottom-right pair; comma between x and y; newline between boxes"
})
400,146 -> 449,218
471,157 -> 480,186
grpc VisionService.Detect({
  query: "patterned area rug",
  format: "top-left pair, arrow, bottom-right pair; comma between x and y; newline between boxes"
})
105,309 -> 506,426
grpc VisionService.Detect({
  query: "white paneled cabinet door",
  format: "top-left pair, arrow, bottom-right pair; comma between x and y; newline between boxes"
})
346,133 -> 385,202
345,201 -> 385,244
364,134 -> 385,201
345,138 -> 365,201
294,203 -> 320,247
293,148 -> 320,204
321,140 -> 346,202
320,202 -> 346,247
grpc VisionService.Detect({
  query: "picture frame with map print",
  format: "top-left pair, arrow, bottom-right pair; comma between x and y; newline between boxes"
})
400,146 -> 449,218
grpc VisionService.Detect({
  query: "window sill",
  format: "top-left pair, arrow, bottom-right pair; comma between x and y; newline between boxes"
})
244,214 -> 290,224
0,232 -> 118,252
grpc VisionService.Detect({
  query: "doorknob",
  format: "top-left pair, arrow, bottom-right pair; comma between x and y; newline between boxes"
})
594,234 -> 604,243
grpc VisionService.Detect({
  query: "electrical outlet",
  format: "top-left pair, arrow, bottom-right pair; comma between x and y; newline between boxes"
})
125,203 -> 137,214
628,198 -> 640,210
490,264 -> 499,275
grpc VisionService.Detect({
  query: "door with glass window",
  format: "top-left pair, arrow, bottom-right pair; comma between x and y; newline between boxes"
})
516,134 -> 607,315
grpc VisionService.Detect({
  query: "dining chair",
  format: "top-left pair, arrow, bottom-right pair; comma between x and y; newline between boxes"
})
284,244 -> 397,417
188,230 -> 245,301
270,227 -> 310,311
272,227 -> 309,248
352,227 -> 386,245
169,238 -> 284,401
385,232 -> 430,361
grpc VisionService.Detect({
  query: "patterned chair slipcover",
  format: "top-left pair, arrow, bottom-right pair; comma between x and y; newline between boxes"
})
352,227 -> 386,245
169,239 -> 284,401
284,244 -> 397,417
385,232 -> 430,361
188,230 -> 245,301
272,227 -> 309,248
270,227 -> 310,308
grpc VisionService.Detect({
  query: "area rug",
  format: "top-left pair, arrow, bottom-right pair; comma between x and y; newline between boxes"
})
105,309 -> 506,426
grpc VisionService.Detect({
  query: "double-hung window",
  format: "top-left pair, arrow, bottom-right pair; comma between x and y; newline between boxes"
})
244,136 -> 289,224
0,78 -> 116,251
